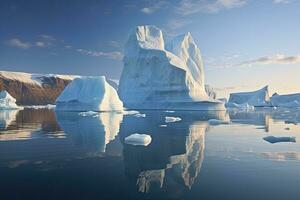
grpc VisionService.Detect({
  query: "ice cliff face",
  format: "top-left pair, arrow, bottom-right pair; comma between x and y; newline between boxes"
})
56,76 -> 123,111
119,25 -> 224,110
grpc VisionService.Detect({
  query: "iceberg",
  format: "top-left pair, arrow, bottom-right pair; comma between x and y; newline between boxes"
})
227,86 -> 270,108
125,133 -> 152,146
263,136 -> 296,144
0,90 -> 22,110
271,93 -> 300,108
118,25 -> 225,111
56,76 -> 123,111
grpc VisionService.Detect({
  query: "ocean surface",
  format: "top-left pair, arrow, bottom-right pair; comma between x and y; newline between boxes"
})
0,108 -> 300,200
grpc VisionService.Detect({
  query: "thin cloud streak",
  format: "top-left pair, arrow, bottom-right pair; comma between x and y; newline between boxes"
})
7,38 -> 31,49
177,0 -> 247,15
236,54 -> 300,67
76,48 -> 123,60
140,0 -> 169,14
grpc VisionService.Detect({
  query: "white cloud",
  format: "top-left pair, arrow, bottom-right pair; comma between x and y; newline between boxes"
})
76,48 -> 123,60
167,19 -> 192,30
140,0 -> 169,14
38,34 -> 56,41
35,41 -> 46,47
7,38 -> 31,49
236,54 -> 300,67
177,0 -> 247,15
273,0 -> 290,4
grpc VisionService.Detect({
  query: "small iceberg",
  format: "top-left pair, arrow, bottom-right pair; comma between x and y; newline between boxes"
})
125,133 -> 152,146
160,124 -> 167,127
0,90 -> 22,110
56,76 -> 123,111
208,119 -> 230,125
165,116 -> 182,123
263,136 -> 296,144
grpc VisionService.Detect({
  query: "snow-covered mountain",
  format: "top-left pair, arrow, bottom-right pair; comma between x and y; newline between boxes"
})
118,25 -> 225,110
0,70 -> 78,105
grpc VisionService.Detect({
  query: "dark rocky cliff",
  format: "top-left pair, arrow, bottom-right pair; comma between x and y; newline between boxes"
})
0,71 -> 73,105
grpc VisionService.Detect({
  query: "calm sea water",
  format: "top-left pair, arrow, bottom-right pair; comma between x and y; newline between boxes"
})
0,108 -> 300,200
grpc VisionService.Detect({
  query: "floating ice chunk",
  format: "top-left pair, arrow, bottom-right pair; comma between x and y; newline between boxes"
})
165,110 -> 175,113
78,111 -> 99,117
134,113 -> 146,118
0,90 -> 22,110
123,110 -> 140,115
263,136 -> 296,144
125,133 -> 152,146
165,116 -> 182,123
208,119 -> 230,125
160,125 -> 167,127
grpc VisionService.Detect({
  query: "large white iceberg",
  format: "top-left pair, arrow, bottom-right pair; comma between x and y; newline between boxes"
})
226,86 -> 270,108
118,25 -> 225,110
271,93 -> 300,108
0,90 -> 22,110
56,76 -> 123,111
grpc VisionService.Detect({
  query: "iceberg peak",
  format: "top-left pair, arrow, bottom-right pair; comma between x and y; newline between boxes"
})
125,25 -> 165,57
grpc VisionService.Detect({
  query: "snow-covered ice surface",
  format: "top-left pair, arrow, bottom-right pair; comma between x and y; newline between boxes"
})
263,136 -> 296,144
124,133 -> 152,146
227,86 -> 270,108
24,104 -> 56,109
271,93 -> 300,108
208,119 -> 230,126
0,91 -> 22,110
0,70 -> 78,86
118,25 -> 225,111
56,76 -> 123,111
165,116 -> 182,123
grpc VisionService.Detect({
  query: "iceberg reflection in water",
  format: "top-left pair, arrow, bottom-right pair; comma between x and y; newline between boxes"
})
1,109 -> 300,199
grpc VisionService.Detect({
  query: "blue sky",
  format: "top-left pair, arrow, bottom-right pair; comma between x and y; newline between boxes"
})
1,0 -> 300,97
